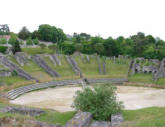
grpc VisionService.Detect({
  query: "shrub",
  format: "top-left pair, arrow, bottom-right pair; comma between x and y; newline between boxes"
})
72,84 -> 123,121
0,46 -> 8,53
26,38 -> 33,45
39,43 -> 46,50
11,40 -> 21,54
0,38 -> 7,44
8,34 -> 18,45
48,44 -> 58,53
33,38 -> 39,45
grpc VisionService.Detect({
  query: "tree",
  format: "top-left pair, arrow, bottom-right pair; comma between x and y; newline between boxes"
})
131,32 -> 147,57
73,84 -> 123,121
80,33 -> 91,40
18,26 -> 31,40
8,34 -> 18,45
26,38 -> 33,45
33,38 -> 39,45
103,37 -> 118,56
38,24 -> 66,43
11,40 -> 21,54
38,24 -> 53,41
75,43 -> 83,52
31,30 -> 40,39
94,43 -> 104,55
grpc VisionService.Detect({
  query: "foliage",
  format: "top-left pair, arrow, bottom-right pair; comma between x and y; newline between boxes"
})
38,24 -> 66,43
18,26 -> 31,40
11,40 -> 21,54
94,43 -> 104,55
75,43 -> 83,52
0,38 -> 7,44
8,34 -> 17,45
0,46 -> 8,53
33,38 -> 39,45
73,83 -> 123,120
48,44 -> 58,53
60,43 -> 75,55
26,38 -> 33,45
39,43 -> 46,50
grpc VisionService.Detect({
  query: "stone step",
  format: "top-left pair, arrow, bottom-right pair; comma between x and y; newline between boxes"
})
90,121 -> 111,127
6,78 -> 127,100
64,112 -> 92,127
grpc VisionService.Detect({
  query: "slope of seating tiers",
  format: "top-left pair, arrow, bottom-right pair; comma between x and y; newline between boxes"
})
5,78 -> 127,100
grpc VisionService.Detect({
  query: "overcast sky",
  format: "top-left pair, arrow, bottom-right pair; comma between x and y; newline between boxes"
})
1,0 -> 165,39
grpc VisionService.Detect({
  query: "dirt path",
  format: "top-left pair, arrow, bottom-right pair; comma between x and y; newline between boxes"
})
10,85 -> 165,112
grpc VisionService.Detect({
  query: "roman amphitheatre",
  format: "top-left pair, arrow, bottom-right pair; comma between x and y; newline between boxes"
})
0,24 -> 165,127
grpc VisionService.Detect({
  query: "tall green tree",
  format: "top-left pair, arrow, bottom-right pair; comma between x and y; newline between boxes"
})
18,26 -> 31,40
11,40 -> 21,54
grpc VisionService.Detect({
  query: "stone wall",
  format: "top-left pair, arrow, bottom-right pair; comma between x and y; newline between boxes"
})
0,106 -> 45,116
66,55 -> 81,75
0,70 -> 11,77
0,55 -> 37,81
5,78 -> 127,100
32,55 -> 60,77
14,52 -> 28,66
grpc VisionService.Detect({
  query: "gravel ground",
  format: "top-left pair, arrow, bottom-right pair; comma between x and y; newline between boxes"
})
10,85 -> 165,112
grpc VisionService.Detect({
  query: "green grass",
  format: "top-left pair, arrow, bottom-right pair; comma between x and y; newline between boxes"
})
0,76 -> 27,86
1,102 -> 165,127
22,48 -> 54,55
42,55 -> 75,77
0,102 -> 75,126
121,107 -> 165,127
74,55 -> 129,78
128,74 -> 165,85
36,110 -> 76,125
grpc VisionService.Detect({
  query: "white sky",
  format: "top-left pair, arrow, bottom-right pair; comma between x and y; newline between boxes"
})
1,0 -> 165,39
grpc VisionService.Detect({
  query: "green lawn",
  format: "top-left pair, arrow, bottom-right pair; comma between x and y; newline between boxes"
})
128,73 -> 165,85
22,48 -> 54,55
74,55 -> 129,78
36,110 -> 76,125
121,107 -> 165,127
42,55 -> 75,77
0,104 -> 165,127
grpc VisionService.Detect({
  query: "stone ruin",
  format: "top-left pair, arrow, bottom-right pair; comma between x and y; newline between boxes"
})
111,113 -> 124,127
128,58 -> 159,76
0,55 -> 37,81
66,55 -> 82,75
153,58 -> 165,80
0,106 -> 45,117
0,117 -> 60,127
31,55 -> 60,77
97,56 -> 106,75
0,69 -> 11,77
80,54 -> 90,64
50,54 -> 61,66
14,52 -> 28,66
64,111 -> 123,127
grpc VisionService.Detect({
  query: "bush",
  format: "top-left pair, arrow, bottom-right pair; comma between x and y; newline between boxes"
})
33,38 -> 39,45
39,43 -> 46,50
48,44 -> 58,53
0,46 -> 8,53
72,84 -> 123,121
8,34 -> 18,45
26,38 -> 33,45
11,40 -> 21,54
0,38 -> 7,44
